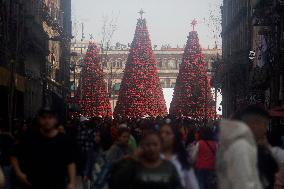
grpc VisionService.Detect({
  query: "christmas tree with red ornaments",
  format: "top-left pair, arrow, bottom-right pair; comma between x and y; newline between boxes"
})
75,42 -> 112,118
114,10 -> 167,118
170,21 -> 215,121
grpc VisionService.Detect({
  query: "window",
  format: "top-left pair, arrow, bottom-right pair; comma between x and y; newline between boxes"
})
158,60 -> 163,68
103,62 -> 108,68
169,59 -> 176,69
164,60 -> 168,68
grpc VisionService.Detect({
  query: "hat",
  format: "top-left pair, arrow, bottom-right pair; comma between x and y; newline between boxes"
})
38,107 -> 57,117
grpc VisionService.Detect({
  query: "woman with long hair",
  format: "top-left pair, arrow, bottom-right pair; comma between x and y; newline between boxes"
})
159,124 -> 199,189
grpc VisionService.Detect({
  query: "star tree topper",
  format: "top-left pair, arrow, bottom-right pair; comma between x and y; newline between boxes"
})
191,19 -> 198,31
138,9 -> 145,19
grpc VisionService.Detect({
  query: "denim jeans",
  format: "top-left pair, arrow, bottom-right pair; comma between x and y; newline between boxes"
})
195,168 -> 217,189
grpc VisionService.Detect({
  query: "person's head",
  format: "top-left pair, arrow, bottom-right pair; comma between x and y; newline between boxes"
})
233,105 -> 270,143
159,124 -> 175,149
140,131 -> 161,162
159,124 -> 191,169
37,108 -> 58,131
117,127 -> 130,146
200,127 -> 215,141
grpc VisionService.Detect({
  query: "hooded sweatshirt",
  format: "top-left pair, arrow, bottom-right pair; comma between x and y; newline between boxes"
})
216,120 -> 263,189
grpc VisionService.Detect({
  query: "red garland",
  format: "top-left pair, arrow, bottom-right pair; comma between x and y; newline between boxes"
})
114,18 -> 167,118
170,31 -> 215,121
74,42 -> 112,118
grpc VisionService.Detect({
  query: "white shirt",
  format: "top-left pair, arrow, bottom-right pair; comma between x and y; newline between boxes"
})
161,154 -> 200,189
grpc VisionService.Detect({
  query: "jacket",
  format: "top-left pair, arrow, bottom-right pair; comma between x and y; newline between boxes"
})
216,120 -> 263,189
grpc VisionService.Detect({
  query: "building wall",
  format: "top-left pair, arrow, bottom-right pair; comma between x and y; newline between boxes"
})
0,0 -> 26,123
221,0 -> 252,117
0,0 -> 72,123
221,0 -> 284,117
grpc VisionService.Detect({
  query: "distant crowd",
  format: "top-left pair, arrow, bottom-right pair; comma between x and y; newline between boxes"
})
0,106 -> 283,189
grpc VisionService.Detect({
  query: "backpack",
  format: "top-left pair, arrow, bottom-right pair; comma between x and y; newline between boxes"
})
90,153 -> 111,189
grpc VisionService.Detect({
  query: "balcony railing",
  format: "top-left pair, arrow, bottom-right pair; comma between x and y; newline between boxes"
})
24,0 -> 64,35
42,1 -> 64,34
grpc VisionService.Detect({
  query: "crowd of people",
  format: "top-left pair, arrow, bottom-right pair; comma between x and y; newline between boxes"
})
0,106 -> 283,189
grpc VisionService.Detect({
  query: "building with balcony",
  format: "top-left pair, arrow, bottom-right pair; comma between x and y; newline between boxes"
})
0,0 -> 71,126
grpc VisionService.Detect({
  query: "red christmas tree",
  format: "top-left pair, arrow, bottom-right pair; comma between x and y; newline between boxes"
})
75,42 -> 112,118
170,28 -> 215,121
114,15 -> 167,118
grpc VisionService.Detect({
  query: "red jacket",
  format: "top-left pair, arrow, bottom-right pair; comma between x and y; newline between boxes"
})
195,140 -> 217,170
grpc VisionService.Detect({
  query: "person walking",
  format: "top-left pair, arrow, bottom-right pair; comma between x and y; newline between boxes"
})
10,108 -> 76,189
194,127 -> 218,189
216,120 -> 263,189
106,127 -> 133,164
132,131 -> 182,189
235,106 -> 279,189
109,131 -> 183,189
76,117 -> 96,177
83,130 -> 110,189
159,124 -> 199,189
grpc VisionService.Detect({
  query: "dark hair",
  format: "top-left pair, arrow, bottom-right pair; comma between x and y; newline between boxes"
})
160,124 -> 191,170
200,127 -> 215,141
232,105 -> 270,121
186,129 -> 196,146
37,107 -> 58,118
140,130 -> 160,144
117,127 -> 130,137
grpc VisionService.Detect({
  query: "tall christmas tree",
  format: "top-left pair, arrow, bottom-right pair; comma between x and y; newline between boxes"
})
114,10 -> 167,118
75,42 -> 112,118
170,21 -> 215,121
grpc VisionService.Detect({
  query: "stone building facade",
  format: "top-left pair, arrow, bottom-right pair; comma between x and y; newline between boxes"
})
221,0 -> 284,117
220,0 -> 252,117
0,0 -> 72,126
220,0 -> 284,118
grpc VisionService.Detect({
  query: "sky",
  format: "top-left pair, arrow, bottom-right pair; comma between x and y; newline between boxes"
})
71,0 -> 222,49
